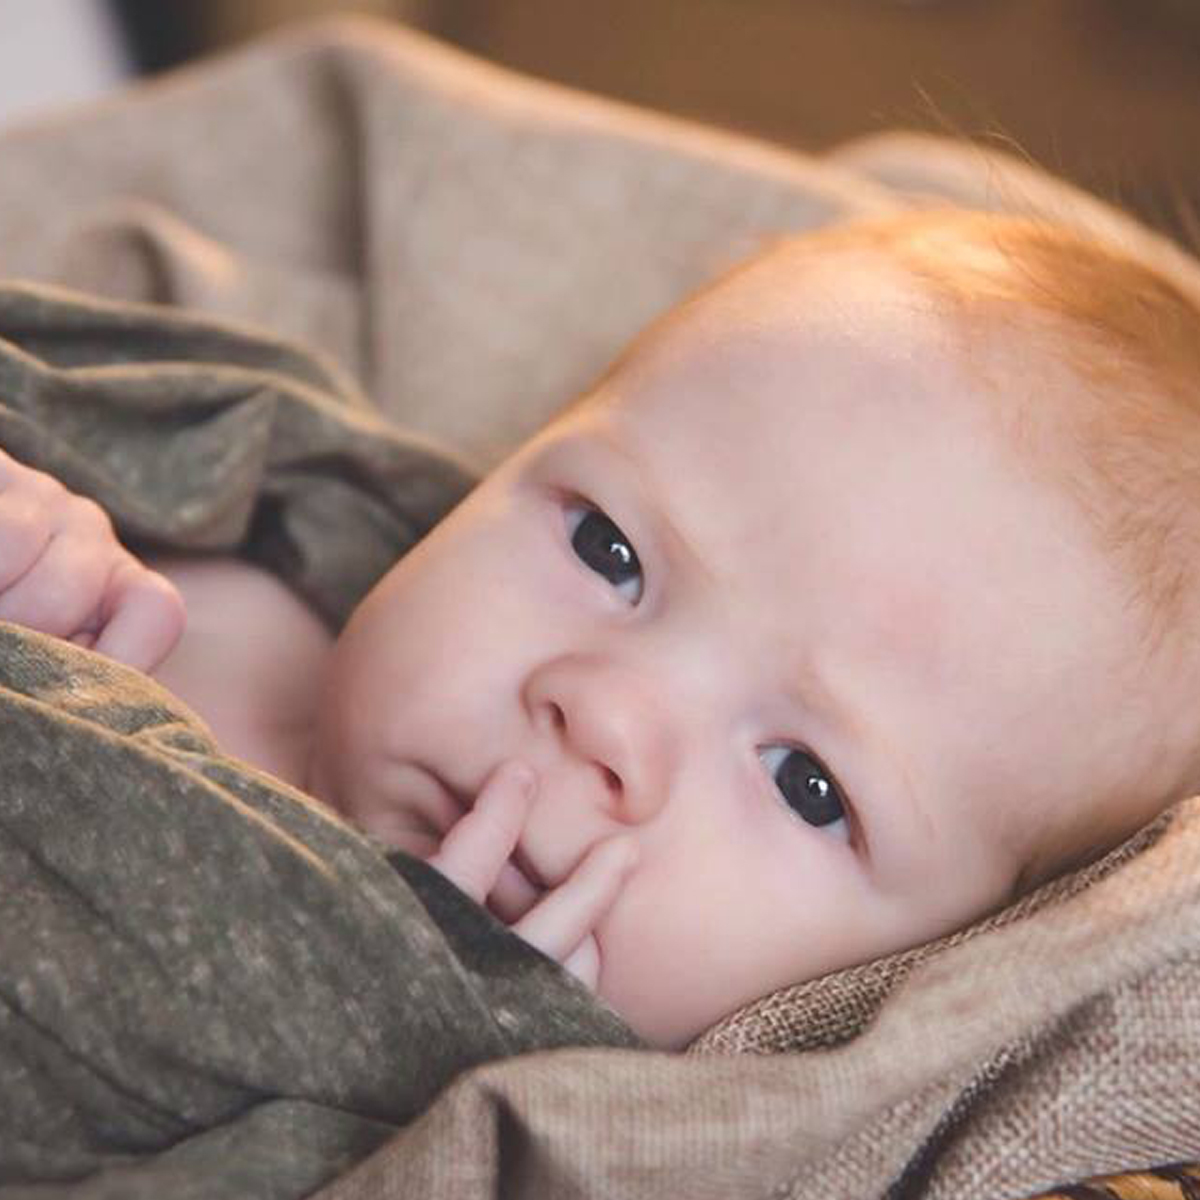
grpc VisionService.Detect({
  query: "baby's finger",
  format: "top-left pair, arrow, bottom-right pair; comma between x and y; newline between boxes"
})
513,836 -> 636,964
381,818 -> 539,923
93,558 -> 187,673
561,936 -> 601,989
427,761 -> 534,905
487,860 -> 543,924
0,531 -> 109,636
0,491 -> 53,591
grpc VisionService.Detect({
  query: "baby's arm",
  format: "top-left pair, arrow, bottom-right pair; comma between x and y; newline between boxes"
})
427,761 -> 637,989
0,446 -> 185,672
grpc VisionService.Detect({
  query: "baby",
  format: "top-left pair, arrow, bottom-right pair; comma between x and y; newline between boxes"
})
2,209 -> 1198,1050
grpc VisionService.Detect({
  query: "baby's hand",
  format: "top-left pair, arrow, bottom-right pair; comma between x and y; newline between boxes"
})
427,761 -> 637,989
0,447 -> 185,672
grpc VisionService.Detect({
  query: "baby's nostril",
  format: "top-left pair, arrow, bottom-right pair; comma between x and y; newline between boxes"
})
549,702 -> 566,732
601,765 -> 621,793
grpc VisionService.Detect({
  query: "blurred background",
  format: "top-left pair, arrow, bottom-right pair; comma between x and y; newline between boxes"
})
2,0 -> 1198,247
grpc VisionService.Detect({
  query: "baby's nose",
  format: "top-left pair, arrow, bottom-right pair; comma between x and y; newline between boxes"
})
523,654 -> 671,824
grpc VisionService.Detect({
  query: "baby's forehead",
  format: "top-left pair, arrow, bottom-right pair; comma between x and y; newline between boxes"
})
607,252 -> 995,455
628,250 -> 967,401
661,245 -> 939,348
612,241 -> 1101,512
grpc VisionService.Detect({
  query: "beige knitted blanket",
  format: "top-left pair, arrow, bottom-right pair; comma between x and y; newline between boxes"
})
1,16 -> 1197,1199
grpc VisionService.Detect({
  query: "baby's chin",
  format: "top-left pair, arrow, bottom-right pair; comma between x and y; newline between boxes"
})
608,996 -> 720,1051
593,951 -> 724,1050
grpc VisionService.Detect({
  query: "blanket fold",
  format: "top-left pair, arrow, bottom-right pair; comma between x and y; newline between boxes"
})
0,280 -> 476,628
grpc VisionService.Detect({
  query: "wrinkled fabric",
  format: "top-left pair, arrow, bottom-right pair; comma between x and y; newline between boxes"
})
0,280 -> 475,630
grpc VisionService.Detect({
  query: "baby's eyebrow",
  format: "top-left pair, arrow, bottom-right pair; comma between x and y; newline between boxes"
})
585,426 -> 720,582
549,425 -> 717,584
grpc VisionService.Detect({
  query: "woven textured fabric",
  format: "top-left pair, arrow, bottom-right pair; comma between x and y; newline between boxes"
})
0,17 -> 897,472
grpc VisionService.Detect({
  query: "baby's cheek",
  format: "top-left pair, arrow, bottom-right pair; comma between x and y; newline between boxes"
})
586,878 -> 721,1047
326,757 -> 459,852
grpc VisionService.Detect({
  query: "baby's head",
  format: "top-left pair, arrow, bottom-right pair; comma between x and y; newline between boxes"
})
310,209 -> 1200,1047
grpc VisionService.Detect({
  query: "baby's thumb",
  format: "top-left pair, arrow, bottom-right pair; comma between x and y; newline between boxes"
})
562,936 -> 601,990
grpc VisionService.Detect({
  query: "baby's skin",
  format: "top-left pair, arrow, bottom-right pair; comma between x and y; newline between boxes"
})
1,236 -> 1194,1050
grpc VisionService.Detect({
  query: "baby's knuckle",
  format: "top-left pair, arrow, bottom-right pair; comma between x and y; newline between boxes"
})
0,505 -> 50,561
70,495 -> 114,535
133,558 -> 178,598
25,468 -> 64,503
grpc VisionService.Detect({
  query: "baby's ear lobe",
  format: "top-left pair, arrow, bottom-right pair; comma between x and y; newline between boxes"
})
1007,856 -> 1039,905
1008,807 -> 1169,914
1008,840 -> 1075,905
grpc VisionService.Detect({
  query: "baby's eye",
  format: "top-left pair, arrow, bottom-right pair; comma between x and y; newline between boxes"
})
759,745 -> 850,841
565,504 -> 644,604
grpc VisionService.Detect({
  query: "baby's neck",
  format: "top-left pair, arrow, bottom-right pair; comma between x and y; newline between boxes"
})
144,553 -> 335,789
228,718 -> 319,791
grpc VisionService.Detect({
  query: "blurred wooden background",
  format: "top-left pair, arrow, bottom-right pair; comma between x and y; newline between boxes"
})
117,0 -> 1200,248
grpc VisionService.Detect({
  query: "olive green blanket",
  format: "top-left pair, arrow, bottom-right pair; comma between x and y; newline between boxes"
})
1,15 -> 1199,1200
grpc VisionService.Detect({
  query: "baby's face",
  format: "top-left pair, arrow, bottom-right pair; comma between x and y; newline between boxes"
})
312,251 -> 1174,1048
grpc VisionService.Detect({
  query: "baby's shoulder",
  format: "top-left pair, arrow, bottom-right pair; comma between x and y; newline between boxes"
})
144,554 -> 334,784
